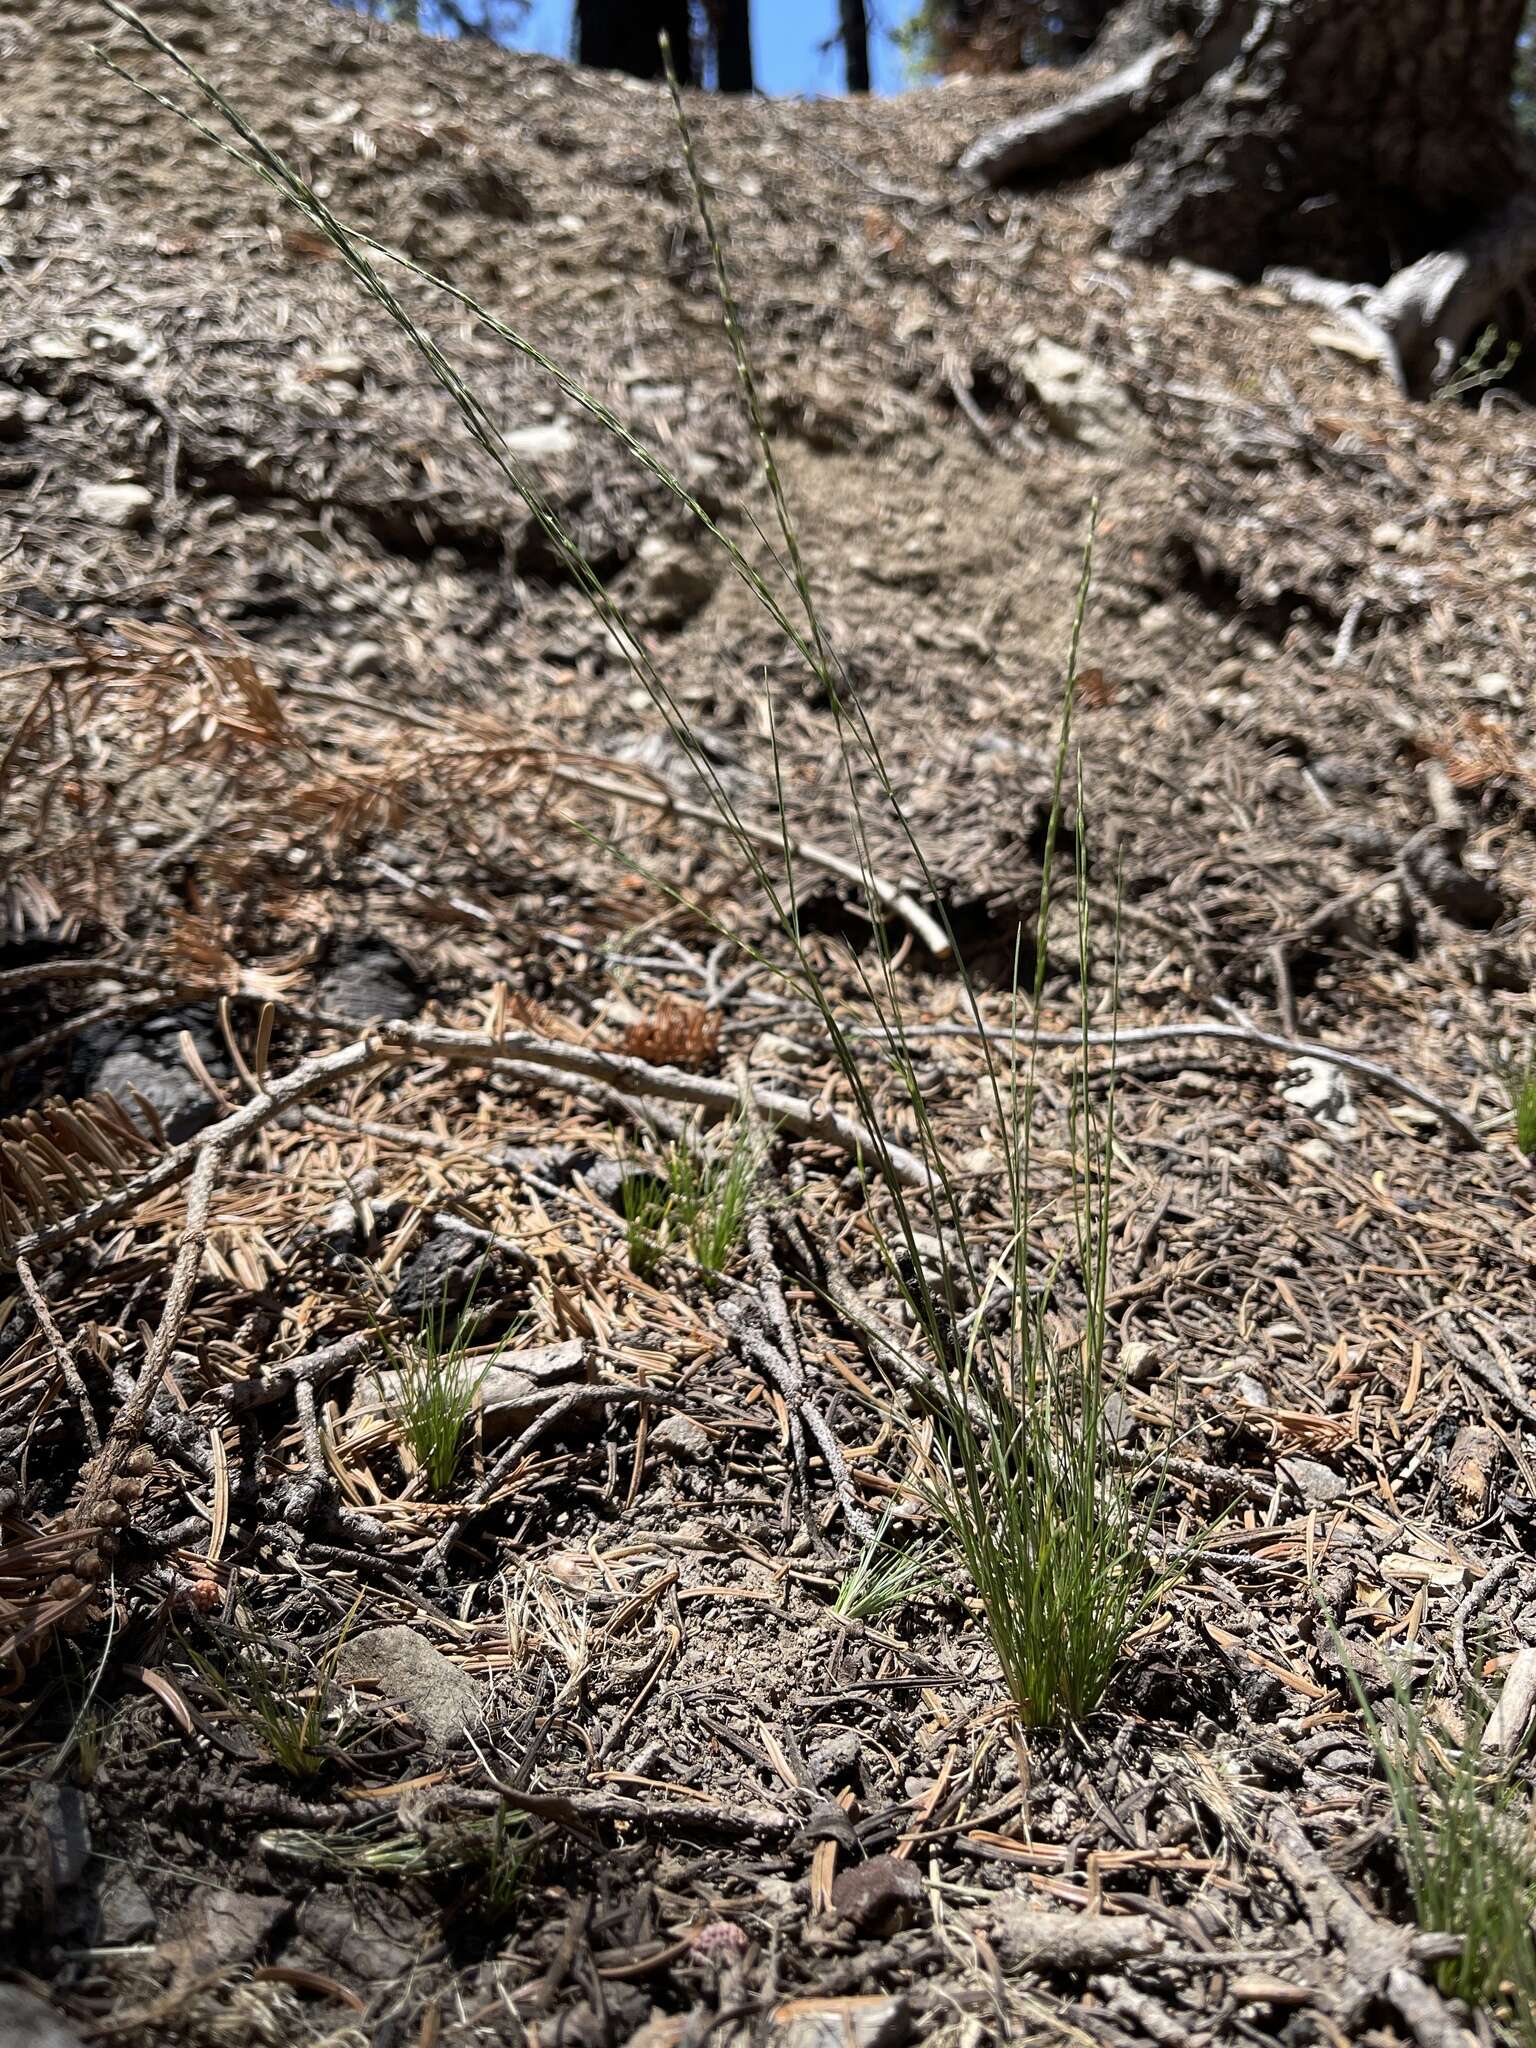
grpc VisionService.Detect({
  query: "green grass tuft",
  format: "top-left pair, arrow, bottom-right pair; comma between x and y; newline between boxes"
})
187,1610 -> 355,1781
833,1505 -> 940,1623
1356,1666 -> 1536,2044
377,1274 -> 498,1495
619,1120 -> 758,1282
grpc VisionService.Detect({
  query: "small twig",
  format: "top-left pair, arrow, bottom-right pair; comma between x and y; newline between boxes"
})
75,1140 -> 224,1521
2,1019 -> 928,1270
15,1253 -> 102,1454
867,1015 -> 1480,1150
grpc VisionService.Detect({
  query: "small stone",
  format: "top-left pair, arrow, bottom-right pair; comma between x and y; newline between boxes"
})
648,1413 -> 711,1464
1010,329 -> 1149,452
829,1854 -> 923,1935
339,1624 -> 484,1747
477,1339 -> 589,1443
93,1047 -> 215,1144
95,1868 -> 157,1945
807,1729 -> 862,1790
769,1996 -> 911,2048
342,640 -> 388,677
635,534 -> 718,624
1278,1454 -> 1348,1505
312,348 -> 366,387
1280,1056 -> 1358,1140
315,938 -> 421,1022
0,1989 -> 89,2048
31,1785 -> 90,1890
504,418 -> 577,460
296,1887 -> 420,1985
166,1887 -> 285,1974
87,319 -> 154,365
77,481 -> 154,529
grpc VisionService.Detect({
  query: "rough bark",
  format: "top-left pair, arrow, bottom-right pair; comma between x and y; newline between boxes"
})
1112,0 -> 1529,280
575,0 -> 694,85
840,0 -> 872,94
962,0 -> 1535,395
715,0 -> 754,93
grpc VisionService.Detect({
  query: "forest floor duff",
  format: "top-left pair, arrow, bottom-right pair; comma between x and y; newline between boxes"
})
4,3 -> 1536,2043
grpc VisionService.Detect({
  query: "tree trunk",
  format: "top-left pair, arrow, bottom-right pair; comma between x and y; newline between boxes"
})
715,0 -> 754,92
840,0 -> 872,94
968,0 -> 1528,278
962,0 -> 1534,392
1113,0 -> 1529,281
575,0 -> 694,85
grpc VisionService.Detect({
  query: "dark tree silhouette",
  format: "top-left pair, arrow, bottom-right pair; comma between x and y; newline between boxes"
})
713,0 -> 754,92
961,0 -> 1536,395
840,0 -> 871,92
575,0 -> 694,84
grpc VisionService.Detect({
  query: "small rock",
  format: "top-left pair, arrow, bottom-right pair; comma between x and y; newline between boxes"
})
165,1887 -> 285,1974
31,1784 -> 91,1890
807,1729 -> 862,1790
1475,671 -> 1520,704
87,318 -> 155,366
339,1624 -> 484,1746
584,1157 -> 668,1214
504,418 -> 577,460
829,1854 -> 923,1935
77,481 -> 154,530
296,1886 -> 422,1985
477,1339 -> 589,1442
342,640 -> 388,677
634,534 -> 718,624
1278,1455 -> 1349,1505
93,1046 -> 215,1144
1011,330 -> 1148,452
648,1413 -> 711,1464
769,1995 -> 911,2048
315,937 -> 421,1022
95,1867 -> 157,1945
388,1223 -> 523,1324
1280,1056 -> 1358,1141
312,348 -> 366,387
0,1989 -> 89,2048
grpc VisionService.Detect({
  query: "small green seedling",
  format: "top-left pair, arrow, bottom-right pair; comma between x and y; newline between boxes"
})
378,1269 -> 502,1494
833,1505 -> 939,1623
1504,1046 -> 1536,1159
1351,1656 -> 1536,2044
187,1608 -> 356,1781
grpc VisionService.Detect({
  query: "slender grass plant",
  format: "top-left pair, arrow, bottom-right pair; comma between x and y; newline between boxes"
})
98,4 -> 1186,1725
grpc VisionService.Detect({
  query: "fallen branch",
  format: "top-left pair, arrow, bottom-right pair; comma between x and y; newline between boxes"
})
1,1018 -> 928,1268
873,1016 -> 1480,1150
1267,1805 -> 1466,2048
75,1140 -> 224,1522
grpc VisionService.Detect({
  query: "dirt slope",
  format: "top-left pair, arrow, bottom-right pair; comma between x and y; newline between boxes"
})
4,0 -> 1536,2042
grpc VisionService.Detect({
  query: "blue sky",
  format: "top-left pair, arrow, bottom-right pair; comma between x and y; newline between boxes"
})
501,2 -> 908,94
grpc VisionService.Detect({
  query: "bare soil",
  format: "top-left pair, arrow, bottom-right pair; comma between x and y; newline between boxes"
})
4,1 -> 1536,2043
